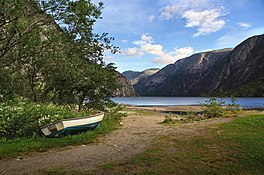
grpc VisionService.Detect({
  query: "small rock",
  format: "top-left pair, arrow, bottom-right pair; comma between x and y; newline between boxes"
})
119,122 -> 124,126
114,144 -> 117,147
16,157 -> 23,161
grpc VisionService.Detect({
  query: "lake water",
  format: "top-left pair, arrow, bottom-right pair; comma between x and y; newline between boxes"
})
112,97 -> 264,108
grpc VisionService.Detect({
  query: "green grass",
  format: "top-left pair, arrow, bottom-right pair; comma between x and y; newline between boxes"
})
124,108 -> 158,116
44,167 -> 67,175
96,114 -> 264,175
0,112 -> 124,159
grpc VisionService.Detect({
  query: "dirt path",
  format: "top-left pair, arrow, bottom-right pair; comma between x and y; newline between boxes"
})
0,112 -> 232,175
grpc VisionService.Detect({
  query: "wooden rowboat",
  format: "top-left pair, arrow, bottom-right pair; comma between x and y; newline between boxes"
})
40,113 -> 104,137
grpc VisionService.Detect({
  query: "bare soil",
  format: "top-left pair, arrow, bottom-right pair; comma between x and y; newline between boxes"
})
0,106 -> 232,175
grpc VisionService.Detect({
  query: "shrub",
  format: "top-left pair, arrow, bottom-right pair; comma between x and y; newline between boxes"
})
227,96 -> 241,112
202,97 -> 225,118
0,99 -> 87,139
202,97 -> 241,118
162,115 -> 177,124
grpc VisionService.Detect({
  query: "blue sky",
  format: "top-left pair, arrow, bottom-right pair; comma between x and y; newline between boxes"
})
92,0 -> 264,73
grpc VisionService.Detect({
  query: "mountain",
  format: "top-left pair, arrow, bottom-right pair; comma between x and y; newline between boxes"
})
122,68 -> 160,85
214,35 -> 264,96
134,34 -> 264,97
113,72 -> 138,97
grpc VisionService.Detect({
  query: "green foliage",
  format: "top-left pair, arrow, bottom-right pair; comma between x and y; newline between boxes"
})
162,112 -> 206,124
0,105 -> 125,159
0,0 -> 119,109
44,168 -> 67,175
202,97 -> 225,118
162,114 -> 177,124
0,99 -> 86,139
226,96 -> 241,114
163,116 -> 174,124
161,97 -> 241,124
202,97 -> 241,118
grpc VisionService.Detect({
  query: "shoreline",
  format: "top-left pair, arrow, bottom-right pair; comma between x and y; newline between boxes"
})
113,97 -> 264,109
125,105 -> 204,113
125,105 -> 264,113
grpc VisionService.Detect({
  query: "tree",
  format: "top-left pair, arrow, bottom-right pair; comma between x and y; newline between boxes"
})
0,0 -> 119,109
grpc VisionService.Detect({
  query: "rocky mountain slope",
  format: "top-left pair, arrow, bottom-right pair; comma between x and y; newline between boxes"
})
134,34 -> 264,97
122,68 -> 160,85
113,72 -> 138,97
214,35 -> 264,96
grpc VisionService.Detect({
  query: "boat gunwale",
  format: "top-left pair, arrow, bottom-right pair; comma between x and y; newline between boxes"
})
40,112 -> 104,129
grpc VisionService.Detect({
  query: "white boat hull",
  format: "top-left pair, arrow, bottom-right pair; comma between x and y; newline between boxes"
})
40,113 -> 104,137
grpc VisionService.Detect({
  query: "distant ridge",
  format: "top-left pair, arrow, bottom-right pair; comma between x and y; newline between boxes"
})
134,34 -> 264,97
122,68 -> 160,85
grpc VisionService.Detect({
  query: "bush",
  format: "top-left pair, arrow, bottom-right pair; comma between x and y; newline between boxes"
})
0,104 -> 126,159
162,114 -> 177,124
202,97 -> 240,118
0,99 -> 87,139
202,97 -> 225,118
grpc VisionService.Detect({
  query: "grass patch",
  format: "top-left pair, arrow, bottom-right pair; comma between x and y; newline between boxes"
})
0,111 -> 125,159
95,114 -> 264,174
44,167 -> 67,175
124,108 -> 158,116
100,163 -> 118,170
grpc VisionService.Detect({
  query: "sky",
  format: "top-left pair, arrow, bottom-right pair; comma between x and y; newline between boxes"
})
92,0 -> 264,73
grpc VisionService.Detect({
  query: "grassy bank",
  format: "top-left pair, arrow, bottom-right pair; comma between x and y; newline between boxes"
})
0,106 -> 124,159
97,114 -> 264,175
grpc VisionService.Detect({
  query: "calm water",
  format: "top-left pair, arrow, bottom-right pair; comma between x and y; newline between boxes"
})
112,97 -> 264,108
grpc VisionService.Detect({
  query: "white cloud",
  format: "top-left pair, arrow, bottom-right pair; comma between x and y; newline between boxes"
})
141,44 -> 164,55
133,33 -> 154,46
237,22 -> 251,29
149,15 -> 155,23
128,33 -> 195,64
159,0 -> 227,36
182,9 -> 226,36
133,40 -> 147,46
141,33 -> 154,42
123,47 -> 144,57
175,47 -> 195,58
153,53 -> 176,64
160,5 -> 179,20
132,34 -> 163,56
153,47 -> 194,64
159,0 -> 220,19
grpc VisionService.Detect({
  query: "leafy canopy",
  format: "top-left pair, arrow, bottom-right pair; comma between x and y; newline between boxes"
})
0,0 -> 119,110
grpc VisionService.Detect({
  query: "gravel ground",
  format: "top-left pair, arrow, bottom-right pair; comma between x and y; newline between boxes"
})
0,107 -> 232,175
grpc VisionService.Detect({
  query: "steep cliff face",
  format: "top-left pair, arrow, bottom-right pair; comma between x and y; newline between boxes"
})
122,68 -> 160,85
134,34 -> 264,97
215,35 -> 264,96
134,49 -> 232,96
114,72 -> 138,97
